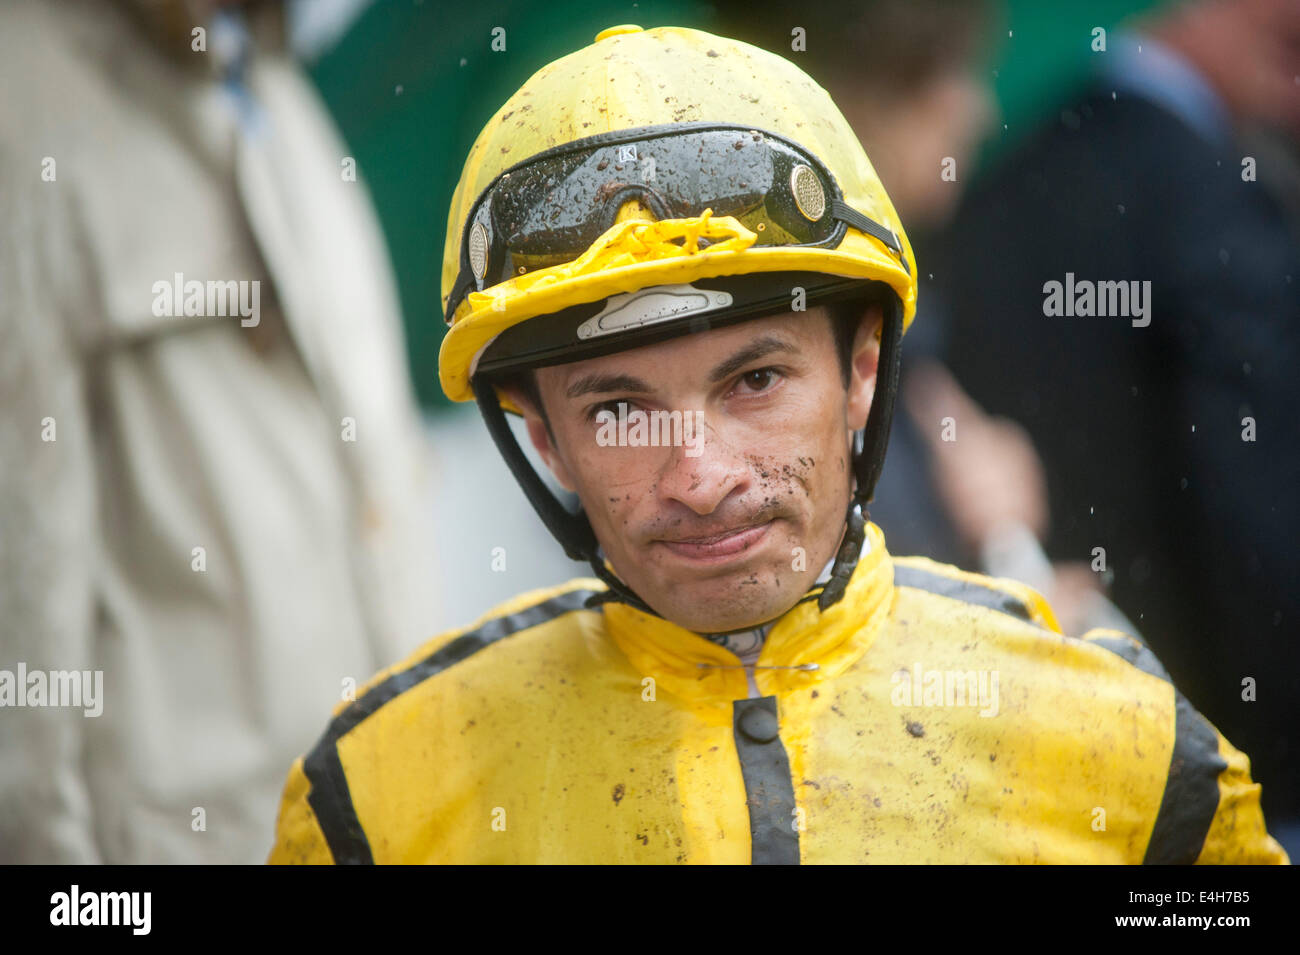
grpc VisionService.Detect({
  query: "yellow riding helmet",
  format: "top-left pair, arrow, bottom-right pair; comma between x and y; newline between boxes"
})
438,23 -> 918,406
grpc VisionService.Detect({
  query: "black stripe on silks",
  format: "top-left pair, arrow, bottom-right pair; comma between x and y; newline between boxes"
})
1086,634 -> 1225,863
1086,633 -> 1173,683
732,696 -> 800,865
1142,693 -> 1229,865
303,587 -> 600,864
892,564 -> 1037,626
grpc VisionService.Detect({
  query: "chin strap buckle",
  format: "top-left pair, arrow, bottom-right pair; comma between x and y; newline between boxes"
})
817,493 -> 869,612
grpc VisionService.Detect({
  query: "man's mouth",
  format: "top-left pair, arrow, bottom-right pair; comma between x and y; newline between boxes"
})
656,520 -> 774,562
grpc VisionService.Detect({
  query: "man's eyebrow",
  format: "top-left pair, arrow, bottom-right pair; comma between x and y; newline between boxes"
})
708,334 -> 801,382
564,372 -> 654,400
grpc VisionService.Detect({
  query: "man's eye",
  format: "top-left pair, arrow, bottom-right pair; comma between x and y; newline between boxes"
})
588,400 -> 630,422
736,368 -> 780,393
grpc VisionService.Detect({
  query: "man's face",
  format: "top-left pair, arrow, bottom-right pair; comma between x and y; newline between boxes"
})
515,304 -> 882,633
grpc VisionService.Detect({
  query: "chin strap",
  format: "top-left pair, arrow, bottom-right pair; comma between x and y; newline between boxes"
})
472,375 -> 658,615
817,294 -> 903,610
471,292 -> 905,619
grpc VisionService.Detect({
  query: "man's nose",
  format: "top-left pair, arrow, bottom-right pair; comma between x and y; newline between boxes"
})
655,418 -> 749,516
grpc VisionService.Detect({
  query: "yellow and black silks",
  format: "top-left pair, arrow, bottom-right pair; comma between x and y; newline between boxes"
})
268,524 -> 1288,864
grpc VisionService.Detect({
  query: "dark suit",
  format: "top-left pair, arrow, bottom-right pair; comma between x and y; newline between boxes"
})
937,80 -> 1300,823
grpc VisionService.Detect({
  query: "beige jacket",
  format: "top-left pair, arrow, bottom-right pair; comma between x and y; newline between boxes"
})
0,0 -> 437,862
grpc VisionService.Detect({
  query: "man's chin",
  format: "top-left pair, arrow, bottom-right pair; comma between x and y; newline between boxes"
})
665,603 -> 797,635
639,569 -> 805,635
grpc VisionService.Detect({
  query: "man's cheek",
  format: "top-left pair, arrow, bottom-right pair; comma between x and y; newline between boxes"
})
574,446 -> 661,492
572,458 -> 653,527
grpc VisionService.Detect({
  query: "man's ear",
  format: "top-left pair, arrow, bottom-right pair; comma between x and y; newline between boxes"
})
846,303 -> 883,432
503,378 -> 579,493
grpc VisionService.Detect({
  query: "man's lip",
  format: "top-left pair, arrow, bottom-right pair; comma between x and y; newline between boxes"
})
660,520 -> 767,545
656,520 -> 773,561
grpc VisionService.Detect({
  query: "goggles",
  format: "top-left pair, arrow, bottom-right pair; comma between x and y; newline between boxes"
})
445,121 -> 908,325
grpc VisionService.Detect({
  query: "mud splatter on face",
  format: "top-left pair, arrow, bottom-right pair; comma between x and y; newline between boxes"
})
746,452 -> 817,499
531,306 -> 863,633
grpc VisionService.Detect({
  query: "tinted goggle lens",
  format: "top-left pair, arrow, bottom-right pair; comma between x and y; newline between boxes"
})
448,124 -> 868,323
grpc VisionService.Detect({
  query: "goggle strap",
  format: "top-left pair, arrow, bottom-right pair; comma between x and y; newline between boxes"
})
445,267 -> 476,326
829,198 -> 910,276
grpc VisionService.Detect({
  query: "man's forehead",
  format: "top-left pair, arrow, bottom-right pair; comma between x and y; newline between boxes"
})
544,306 -> 830,395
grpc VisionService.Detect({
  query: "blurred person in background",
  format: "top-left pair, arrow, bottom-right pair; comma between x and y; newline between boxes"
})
0,0 -> 436,862
936,0 -> 1300,850
714,0 -> 1135,637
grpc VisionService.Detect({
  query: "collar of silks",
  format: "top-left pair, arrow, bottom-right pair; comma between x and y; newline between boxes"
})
602,522 -> 894,706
